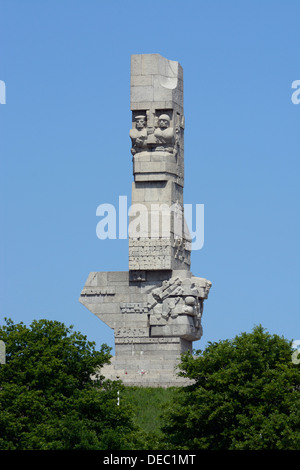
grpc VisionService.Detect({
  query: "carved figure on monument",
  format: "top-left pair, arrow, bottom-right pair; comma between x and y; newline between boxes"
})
130,115 -> 147,155
154,114 -> 175,153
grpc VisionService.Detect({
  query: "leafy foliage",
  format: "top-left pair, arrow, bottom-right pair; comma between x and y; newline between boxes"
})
2,320 -> 299,450
161,325 -> 300,450
0,318 -> 135,450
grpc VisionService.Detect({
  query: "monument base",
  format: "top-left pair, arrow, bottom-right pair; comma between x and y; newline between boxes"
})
80,269 -> 210,387
105,336 -> 192,387
100,359 -> 192,388
99,338 -> 193,388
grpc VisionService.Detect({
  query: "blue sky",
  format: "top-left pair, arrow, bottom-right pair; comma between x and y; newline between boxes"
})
1,0 -> 299,354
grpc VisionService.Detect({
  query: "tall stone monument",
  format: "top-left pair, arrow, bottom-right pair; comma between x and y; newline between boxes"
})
79,54 -> 212,387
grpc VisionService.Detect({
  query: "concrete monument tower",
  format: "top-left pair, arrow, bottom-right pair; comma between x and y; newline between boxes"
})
79,54 -> 211,387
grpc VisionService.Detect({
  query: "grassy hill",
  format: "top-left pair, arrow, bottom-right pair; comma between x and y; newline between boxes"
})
121,386 -> 178,448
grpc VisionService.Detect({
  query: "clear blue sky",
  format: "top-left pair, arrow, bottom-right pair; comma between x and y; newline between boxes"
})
1,0 -> 299,353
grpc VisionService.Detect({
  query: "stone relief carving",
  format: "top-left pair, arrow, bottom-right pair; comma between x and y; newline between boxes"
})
153,114 -> 175,152
130,115 -> 148,155
80,287 -> 115,296
129,270 -> 146,282
115,327 -> 148,337
173,237 -> 191,265
120,303 -> 149,314
129,238 -> 174,270
147,275 -> 211,331
114,275 -> 211,338
130,110 -> 181,157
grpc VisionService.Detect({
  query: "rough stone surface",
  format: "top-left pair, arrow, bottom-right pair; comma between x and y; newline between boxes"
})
79,54 -> 211,387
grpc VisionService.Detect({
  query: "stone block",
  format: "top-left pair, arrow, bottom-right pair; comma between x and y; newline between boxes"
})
107,271 -> 129,283
131,54 -> 142,75
140,54 -> 160,76
131,86 -> 153,103
153,75 -> 179,103
85,272 -> 100,287
131,75 -> 153,87
135,173 -> 175,183
93,302 -> 121,314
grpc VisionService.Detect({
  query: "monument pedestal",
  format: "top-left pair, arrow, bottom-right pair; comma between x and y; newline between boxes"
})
80,269 -> 210,387
101,336 -> 193,387
100,349 -> 192,388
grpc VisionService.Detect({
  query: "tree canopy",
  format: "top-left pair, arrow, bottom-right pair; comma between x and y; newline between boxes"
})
0,318 -> 135,450
161,325 -> 300,450
1,320 -> 299,450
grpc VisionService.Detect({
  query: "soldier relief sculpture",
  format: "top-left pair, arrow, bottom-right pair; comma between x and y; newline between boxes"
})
129,115 -> 148,154
130,112 -> 180,157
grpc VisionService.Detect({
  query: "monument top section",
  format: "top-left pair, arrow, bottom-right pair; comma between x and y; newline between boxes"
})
129,54 -> 189,270
130,54 -> 185,189
130,54 -> 183,112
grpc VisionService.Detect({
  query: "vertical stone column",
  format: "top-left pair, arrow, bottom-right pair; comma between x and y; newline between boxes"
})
129,54 -> 190,272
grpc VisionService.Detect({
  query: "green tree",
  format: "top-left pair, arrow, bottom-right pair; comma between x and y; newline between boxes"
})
161,325 -> 300,450
0,318 -> 136,450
